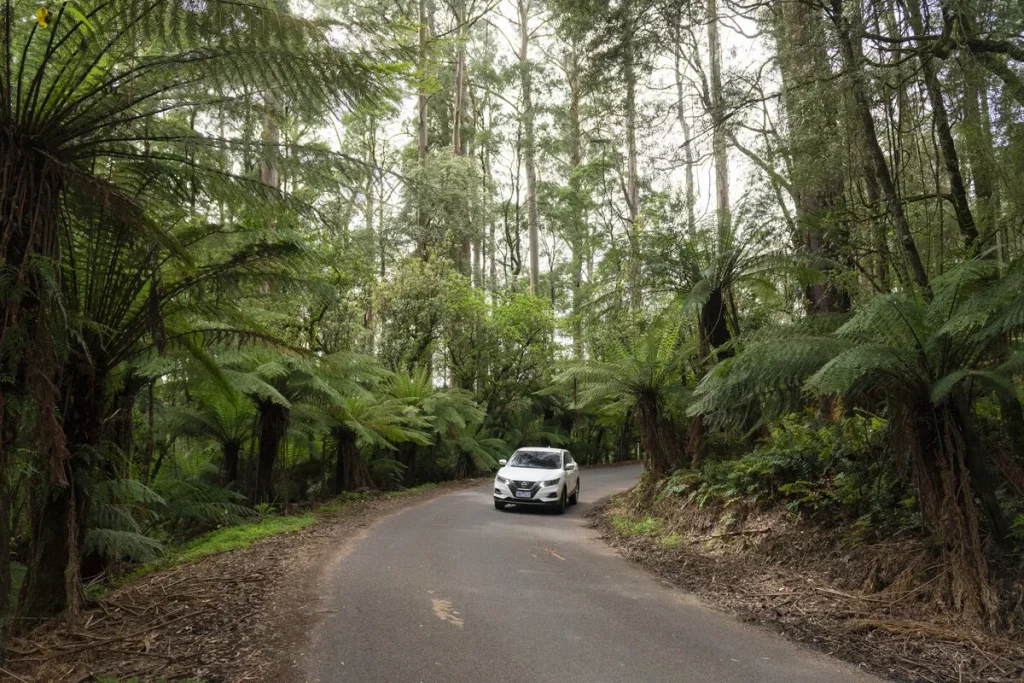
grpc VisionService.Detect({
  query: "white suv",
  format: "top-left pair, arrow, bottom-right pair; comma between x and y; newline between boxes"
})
493,447 -> 580,513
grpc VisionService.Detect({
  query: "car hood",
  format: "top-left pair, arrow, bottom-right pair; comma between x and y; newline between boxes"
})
499,466 -> 561,482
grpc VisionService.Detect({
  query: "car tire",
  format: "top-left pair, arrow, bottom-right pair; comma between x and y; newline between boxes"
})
494,500 -> 506,510
556,488 -> 567,514
569,480 -> 579,505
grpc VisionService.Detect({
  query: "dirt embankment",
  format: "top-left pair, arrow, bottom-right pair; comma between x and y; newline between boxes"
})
4,479 -> 484,683
595,491 -> 1024,683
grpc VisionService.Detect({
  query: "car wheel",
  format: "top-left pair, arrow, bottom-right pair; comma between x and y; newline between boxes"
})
494,500 -> 506,510
556,488 -> 567,514
569,480 -> 580,505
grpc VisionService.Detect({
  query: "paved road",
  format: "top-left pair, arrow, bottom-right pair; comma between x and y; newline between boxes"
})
303,464 -> 880,682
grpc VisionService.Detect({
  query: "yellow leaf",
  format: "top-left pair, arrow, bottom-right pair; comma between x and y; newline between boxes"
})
35,6 -> 49,27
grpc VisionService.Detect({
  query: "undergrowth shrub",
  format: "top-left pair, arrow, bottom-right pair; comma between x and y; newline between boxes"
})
88,457 -> 256,566
658,413 -> 919,538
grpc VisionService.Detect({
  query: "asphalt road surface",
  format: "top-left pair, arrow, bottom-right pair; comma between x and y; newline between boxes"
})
303,464 -> 881,682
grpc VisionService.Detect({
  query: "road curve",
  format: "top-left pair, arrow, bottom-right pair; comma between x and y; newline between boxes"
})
302,464 -> 880,683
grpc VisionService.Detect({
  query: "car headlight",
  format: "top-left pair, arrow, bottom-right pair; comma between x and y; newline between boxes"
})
496,475 -> 509,484
542,478 -> 561,487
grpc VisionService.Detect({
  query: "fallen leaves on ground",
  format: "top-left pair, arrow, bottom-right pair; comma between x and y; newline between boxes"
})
593,498 -> 1024,683
5,480 -> 483,683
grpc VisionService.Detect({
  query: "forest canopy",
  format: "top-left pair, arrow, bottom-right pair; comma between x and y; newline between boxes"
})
1,0 -> 1024,662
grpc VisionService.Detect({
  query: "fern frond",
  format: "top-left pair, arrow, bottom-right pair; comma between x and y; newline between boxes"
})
87,528 -> 164,563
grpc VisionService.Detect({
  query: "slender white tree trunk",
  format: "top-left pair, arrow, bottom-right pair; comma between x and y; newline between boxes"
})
707,0 -> 730,246
519,0 -> 540,295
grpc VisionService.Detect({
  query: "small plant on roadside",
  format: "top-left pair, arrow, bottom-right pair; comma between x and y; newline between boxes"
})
659,533 -> 681,547
254,502 -> 276,519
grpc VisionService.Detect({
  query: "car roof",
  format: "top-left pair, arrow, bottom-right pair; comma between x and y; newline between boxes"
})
513,446 -> 563,453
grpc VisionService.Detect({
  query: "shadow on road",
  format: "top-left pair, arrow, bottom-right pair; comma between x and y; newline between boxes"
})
496,502 -> 595,517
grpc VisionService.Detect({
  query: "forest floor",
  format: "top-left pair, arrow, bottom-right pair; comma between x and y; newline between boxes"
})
595,494 -> 1024,683
2,479 -> 485,683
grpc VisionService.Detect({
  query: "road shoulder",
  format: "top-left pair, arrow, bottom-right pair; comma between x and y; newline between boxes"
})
594,494 -> 1024,683
7,480 -> 483,683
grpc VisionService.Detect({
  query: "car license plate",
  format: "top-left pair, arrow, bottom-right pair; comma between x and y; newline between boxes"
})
515,490 -> 532,499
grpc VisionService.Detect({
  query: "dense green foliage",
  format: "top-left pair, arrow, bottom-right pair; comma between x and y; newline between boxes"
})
2,0 -> 1024,659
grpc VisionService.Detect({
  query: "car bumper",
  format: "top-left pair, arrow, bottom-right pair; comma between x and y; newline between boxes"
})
493,482 -> 562,505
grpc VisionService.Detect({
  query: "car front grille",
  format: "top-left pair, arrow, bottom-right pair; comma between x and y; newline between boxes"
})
509,480 -> 540,496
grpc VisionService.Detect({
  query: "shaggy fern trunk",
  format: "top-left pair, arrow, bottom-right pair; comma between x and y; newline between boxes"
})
699,289 -> 733,361
334,427 -> 371,493
223,441 -> 241,485
17,364 -> 104,624
398,442 -> 418,488
16,479 -> 87,622
690,288 -> 733,466
0,413 -> 12,661
0,133 -> 69,634
255,402 -> 289,504
897,398 -> 999,626
636,396 -> 682,477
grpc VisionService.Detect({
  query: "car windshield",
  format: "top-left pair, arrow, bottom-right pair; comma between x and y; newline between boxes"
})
507,450 -> 561,469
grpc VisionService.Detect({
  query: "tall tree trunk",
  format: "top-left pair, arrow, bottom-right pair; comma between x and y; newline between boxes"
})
567,41 -> 586,357
672,22 -> 697,236
519,0 -> 540,295
830,0 -> 930,296
452,0 -> 472,275
623,27 -> 641,313
962,60 -> 1002,260
254,402 -> 288,504
707,0 -> 730,247
259,93 -> 280,190
863,162 -> 891,290
773,0 -> 849,313
418,0 -> 429,164
905,0 -> 979,253
416,0 -> 430,257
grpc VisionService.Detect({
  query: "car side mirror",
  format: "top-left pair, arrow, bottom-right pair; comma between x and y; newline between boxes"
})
566,463 -> 576,470
498,459 -> 507,466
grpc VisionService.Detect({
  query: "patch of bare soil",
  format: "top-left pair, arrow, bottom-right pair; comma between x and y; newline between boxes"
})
594,494 -> 1024,683
3,479 -> 484,683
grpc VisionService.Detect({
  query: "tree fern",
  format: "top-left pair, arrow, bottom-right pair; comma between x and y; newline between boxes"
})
693,257 -> 1024,623
552,318 -> 691,474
